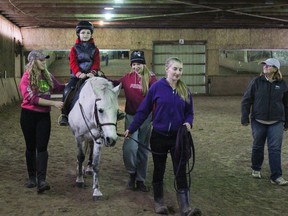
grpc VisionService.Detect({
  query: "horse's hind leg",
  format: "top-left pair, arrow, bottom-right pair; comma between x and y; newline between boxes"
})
76,141 -> 85,188
85,142 -> 93,175
92,142 -> 103,200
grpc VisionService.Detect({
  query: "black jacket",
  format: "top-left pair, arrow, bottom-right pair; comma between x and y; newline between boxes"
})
241,75 -> 288,126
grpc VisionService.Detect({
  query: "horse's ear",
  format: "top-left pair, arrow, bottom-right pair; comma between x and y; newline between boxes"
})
112,83 -> 122,96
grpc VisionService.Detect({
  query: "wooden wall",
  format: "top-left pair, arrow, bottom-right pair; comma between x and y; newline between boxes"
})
2,14 -> 288,106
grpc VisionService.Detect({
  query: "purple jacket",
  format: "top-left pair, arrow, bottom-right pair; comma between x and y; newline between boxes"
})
128,77 -> 194,135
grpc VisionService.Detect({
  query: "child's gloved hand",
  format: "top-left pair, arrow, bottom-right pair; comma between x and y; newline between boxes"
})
87,73 -> 94,78
78,73 -> 87,79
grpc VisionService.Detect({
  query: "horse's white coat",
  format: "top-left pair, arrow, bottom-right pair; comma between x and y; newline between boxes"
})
68,77 -> 121,199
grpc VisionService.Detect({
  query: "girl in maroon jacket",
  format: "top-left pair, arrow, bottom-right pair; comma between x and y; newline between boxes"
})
119,50 -> 157,192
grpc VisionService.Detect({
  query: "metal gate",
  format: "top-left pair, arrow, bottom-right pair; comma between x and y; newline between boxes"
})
153,41 -> 206,94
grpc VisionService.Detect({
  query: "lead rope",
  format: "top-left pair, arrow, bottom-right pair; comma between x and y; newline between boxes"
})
173,130 -> 195,192
117,131 -> 195,191
117,133 -> 169,155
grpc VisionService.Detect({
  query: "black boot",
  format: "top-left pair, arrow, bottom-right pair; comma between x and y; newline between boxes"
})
58,113 -> 69,126
127,173 -> 136,190
37,151 -> 50,193
25,151 -> 37,188
58,86 -> 75,126
177,189 -> 201,216
153,182 -> 168,214
136,181 -> 149,192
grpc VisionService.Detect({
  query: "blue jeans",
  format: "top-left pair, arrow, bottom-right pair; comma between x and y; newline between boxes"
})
251,119 -> 283,181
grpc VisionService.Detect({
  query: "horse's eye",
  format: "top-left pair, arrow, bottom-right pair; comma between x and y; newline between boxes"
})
98,109 -> 104,113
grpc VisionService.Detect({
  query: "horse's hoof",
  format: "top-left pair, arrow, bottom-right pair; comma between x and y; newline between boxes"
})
93,196 -> 102,201
76,182 -> 85,188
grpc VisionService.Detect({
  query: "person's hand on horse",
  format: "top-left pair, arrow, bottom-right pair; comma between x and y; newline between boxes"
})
87,73 -> 94,78
91,70 -> 106,78
79,73 -> 87,79
90,70 -> 98,76
54,101 -> 64,110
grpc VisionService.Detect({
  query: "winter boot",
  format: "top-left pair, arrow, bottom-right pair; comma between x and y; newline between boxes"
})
177,189 -> 201,216
153,182 -> 168,214
37,151 -> 50,193
136,181 -> 149,192
127,173 -> 136,190
58,114 -> 69,126
58,86 -> 76,126
25,151 -> 37,188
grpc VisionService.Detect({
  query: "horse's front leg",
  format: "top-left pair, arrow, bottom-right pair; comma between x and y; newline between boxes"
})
76,140 -> 85,188
92,140 -> 103,200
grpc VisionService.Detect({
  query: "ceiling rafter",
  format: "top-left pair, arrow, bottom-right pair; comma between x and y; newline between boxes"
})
1,0 -> 288,28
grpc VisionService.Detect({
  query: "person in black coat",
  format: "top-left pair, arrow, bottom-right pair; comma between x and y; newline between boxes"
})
241,58 -> 288,186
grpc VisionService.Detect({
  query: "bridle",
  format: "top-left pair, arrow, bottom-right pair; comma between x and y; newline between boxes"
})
79,98 -> 117,144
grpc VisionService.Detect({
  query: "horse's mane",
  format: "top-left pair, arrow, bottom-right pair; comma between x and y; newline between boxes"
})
89,77 -> 115,102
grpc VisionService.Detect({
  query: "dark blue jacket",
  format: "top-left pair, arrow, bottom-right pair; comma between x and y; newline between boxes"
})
74,42 -> 96,73
128,77 -> 194,135
241,75 -> 288,126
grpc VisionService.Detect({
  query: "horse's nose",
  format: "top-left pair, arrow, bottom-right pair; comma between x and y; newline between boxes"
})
106,137 -> 116,146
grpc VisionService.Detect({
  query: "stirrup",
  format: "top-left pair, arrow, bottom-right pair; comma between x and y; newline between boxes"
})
58,114 -> 69,126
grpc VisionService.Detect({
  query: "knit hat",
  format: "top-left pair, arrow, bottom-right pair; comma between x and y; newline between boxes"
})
261,58 -> 280,70
28,50 -> 50,62
130,50 -> 146,65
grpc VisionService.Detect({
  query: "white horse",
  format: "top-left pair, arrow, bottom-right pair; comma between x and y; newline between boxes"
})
68,77 -> 121,200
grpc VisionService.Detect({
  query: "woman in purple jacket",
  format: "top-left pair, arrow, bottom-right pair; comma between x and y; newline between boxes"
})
19,50 -> 65,193
124,57 -> 201,216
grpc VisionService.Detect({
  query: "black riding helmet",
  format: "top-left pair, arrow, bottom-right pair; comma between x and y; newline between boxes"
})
76,21 -> 94,35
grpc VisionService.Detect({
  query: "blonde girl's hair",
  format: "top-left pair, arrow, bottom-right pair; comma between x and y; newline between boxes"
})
26,60 -> 54,91
260,66 -> 283,81
131,64 -> 151,96
165,57 -> 190,103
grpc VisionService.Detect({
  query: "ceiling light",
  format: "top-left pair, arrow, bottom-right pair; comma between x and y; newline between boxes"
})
105,13 -> 112,20
104,7 -> 114,10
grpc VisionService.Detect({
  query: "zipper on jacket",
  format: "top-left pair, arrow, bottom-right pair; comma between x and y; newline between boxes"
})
168,89 -> 176,132
268,83 -> 271,120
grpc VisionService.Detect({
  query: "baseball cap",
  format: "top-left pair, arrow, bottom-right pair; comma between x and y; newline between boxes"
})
261,58 -> 280,69
28,50 -> 50,62
130,50 -> 146,65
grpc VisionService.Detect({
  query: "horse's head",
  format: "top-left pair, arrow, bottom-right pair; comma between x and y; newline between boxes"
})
69,77 -> 121,147
92,78 -> 121,147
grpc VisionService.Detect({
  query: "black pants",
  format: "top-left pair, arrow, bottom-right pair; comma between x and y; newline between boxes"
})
20,108 -> 51,153
150,129 -> 188,190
